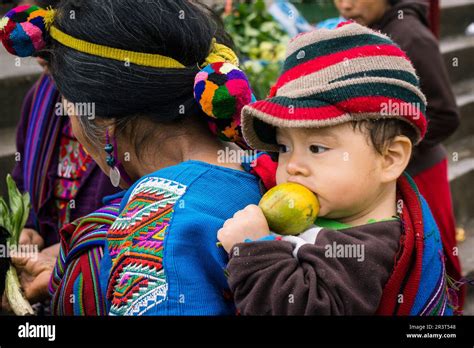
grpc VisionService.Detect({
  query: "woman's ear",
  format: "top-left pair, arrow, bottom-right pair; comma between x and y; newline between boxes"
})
380,135 -> 412,183
93,118 -> 116,146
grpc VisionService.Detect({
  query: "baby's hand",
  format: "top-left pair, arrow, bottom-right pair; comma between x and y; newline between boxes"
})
217,204 -> 271,253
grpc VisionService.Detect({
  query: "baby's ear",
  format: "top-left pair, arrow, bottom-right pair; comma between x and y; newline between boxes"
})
380,135 -> 412,183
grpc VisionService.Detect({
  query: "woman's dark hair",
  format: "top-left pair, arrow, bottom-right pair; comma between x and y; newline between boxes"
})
42,0 -> 232,137
35,0 -> 60,8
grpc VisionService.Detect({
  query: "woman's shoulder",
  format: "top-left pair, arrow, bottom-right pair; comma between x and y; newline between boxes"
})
125,160 -> 260,201
155,160 -> 260,184
116,160 -> 262,221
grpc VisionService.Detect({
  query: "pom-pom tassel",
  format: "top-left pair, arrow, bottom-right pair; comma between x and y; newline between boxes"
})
0,4 -> 53,57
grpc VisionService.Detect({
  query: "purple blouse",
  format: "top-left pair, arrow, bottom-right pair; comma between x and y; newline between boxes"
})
12,75 -> 120,247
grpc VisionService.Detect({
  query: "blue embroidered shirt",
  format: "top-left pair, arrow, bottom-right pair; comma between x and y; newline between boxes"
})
99,161 -> 262,315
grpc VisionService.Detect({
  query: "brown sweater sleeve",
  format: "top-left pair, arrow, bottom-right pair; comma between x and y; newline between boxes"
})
227,221 -> 401,315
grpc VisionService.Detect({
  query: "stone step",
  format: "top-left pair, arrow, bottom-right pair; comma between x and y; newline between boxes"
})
464,282 -> 474,315
458,220 -> 474,276
0,154 -> 18,196
441,35 -> 474,85
447,135 -> 474,224
0,46 -> 42,129
444,78 -> 474,146
457,218 -> 474,315
0,127 -> 17,197
440,0 -> 474,39
0,127 -> 15,158
0,49 -> 43,80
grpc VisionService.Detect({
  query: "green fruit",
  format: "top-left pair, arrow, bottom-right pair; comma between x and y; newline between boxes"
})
259,182 -> 319,235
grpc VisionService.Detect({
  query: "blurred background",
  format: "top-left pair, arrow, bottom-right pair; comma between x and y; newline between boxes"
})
0,0 -> 473,313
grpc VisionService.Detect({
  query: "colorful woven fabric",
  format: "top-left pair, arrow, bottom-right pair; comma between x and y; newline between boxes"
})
53,122 -> 93,228
22,74 -> 62,228
241,21 -> 428,152
0,5 -> 49,57
49,198 -> 122,315
194,62 -> 253,149
413,159 -> 465,311
107,177 -> 187,316
376,173 -> 452,315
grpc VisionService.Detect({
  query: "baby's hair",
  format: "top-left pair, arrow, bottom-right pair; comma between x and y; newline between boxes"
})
39,0 -> 233,144
256,117 -> 418,161
351,119 -> 418,155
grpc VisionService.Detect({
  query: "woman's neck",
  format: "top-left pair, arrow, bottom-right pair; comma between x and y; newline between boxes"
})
119,116 -> 245,184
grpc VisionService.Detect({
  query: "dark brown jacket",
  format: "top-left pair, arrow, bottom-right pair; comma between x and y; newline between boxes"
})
371,0 -> 460,175
227,220 -> 401,315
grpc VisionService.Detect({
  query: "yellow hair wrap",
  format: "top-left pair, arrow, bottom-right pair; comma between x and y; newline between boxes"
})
49,25 -> 186,69
202,38 -> 239,67
46,9 -> 238,69
43,7 -> 56,30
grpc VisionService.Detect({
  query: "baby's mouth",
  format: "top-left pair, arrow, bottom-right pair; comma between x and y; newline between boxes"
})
286,178 -> 318,196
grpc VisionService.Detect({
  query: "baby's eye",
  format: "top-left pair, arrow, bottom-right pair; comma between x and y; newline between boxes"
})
277,144 -> 290,153
309,145 -> 329,154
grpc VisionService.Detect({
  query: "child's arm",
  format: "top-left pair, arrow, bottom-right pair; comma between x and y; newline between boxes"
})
218,206 -> 401,315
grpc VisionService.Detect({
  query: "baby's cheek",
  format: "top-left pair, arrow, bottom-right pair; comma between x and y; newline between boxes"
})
275,164 -> 287,185
319,175 -> 362,213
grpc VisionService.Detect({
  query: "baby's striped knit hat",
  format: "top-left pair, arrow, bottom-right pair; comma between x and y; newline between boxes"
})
242,21 -> 427,152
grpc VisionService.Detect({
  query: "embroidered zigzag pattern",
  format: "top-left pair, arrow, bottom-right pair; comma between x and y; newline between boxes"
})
107,177 -> 187,316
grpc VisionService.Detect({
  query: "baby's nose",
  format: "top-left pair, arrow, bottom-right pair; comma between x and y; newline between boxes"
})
286,159 -> 310,177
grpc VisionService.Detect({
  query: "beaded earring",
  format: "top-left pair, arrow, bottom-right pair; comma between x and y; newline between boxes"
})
105,129 -> 121,187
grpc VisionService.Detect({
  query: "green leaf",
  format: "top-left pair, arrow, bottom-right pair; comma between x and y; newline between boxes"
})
246,12 -> 257,22
0,196 -> 11,231
254,0 -> 266,13
7,175 -> 23,238
244,24 -> 259,38
5,175 -> 29,245
20,192 -> 31,237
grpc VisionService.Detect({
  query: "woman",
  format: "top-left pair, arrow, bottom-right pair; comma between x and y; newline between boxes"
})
1,0 -> 120,311
1,0 -> 263,315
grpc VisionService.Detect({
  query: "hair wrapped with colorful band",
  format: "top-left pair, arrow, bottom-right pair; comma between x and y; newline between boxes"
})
0,4 -> 255,149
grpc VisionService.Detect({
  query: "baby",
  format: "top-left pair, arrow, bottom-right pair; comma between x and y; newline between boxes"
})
218,22 -> 453,315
